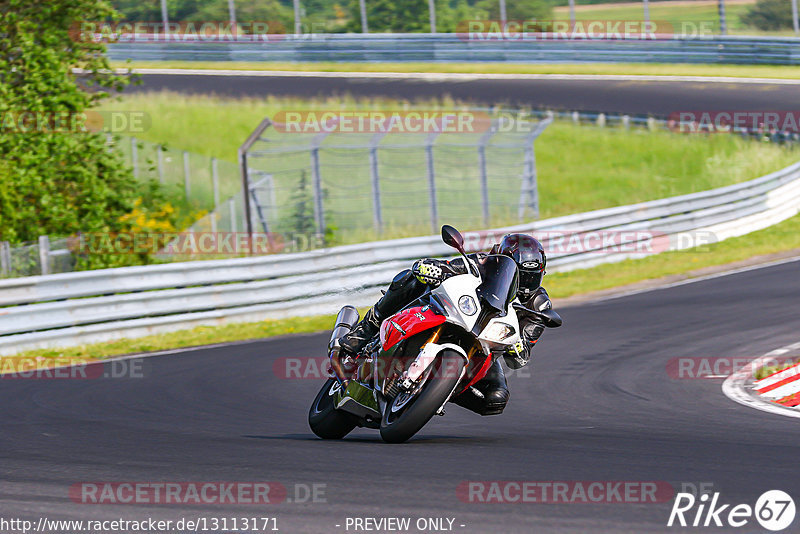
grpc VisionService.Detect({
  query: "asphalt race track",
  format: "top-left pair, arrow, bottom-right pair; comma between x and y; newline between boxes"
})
129,73 -> 800,116
1,258 -> 799,533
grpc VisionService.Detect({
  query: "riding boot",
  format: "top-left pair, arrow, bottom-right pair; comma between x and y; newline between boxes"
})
338,307 -> 382,356
338,269 -> 425,356
450,359 -> 510,416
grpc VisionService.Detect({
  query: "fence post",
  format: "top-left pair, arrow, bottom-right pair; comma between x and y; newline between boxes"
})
211,157 -> 220,208
239,118 -> 274,242
38,235 -> 50,276
131,137 -> 139,179
157,145 -> 165,184
425,131 -> 441,234
0,241 -> 10,277
597,113 -> 606,127
183,151 -> 191,200
622,115 -> 630,129
368,132 -> 387,234
477,120 -> 497,226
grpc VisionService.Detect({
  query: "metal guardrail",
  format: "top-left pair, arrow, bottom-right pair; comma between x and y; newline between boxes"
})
108,34 -> 800,65
1,158 -> 799,355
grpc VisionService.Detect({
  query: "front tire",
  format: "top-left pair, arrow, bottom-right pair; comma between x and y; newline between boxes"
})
380,350 -> 465,443
308,379 -> 358,439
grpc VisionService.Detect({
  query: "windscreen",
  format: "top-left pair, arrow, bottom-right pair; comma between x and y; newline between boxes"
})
476,254 -> 519,313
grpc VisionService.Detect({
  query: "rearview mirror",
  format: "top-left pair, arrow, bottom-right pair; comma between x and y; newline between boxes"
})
537,308 -> 563,328
441,225 -> 465,252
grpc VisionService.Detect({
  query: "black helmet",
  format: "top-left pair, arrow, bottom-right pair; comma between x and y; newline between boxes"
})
494,233 -> 546,300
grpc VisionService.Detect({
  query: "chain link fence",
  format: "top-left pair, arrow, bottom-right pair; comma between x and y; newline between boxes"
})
7,109 -> 800,276
0,237 -> 74,278
110,135 -> 241,213
232,110 -> 552,249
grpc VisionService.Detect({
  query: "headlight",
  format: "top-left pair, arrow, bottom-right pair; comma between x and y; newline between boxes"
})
458,295 -> 477,316
482,322 -> 516,342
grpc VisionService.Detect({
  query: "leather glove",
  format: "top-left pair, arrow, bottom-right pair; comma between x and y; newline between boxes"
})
503,340 -> 529,370
503,322 -> 545,369
412,259 -> 452,285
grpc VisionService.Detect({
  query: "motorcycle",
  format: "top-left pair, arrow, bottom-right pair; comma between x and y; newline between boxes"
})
308,225 -> 562,443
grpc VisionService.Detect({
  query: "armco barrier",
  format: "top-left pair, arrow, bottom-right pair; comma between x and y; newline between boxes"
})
107,34 -> 800,65
1,159 -> 800,354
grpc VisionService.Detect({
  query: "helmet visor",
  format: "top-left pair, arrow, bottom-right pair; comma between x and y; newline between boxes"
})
519,268 -> 543,294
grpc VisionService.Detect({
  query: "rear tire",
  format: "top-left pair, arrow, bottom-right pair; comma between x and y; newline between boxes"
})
380,350 -> 465,443
308,379 -> 358,439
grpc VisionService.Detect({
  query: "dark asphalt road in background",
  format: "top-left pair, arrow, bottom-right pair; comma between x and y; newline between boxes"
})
129,74 -> 800,116
1,259 -> 799,533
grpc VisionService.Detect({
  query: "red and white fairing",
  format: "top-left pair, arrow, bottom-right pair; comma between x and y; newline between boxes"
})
379,306 -> 446,351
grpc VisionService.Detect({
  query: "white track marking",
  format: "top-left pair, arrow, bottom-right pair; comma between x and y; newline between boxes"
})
722,342 -> 800,419
80,68 -> 800,85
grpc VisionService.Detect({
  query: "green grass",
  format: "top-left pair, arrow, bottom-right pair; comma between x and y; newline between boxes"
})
545,211 -> 800,296
553,0 -> 764,35
8,211 -> 800,365
116,61 -> 800,80
754,359 -> 799,380
99,92 -> 800,231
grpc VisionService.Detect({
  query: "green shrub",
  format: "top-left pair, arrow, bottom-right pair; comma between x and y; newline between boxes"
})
743,0 -> 795,30
0,0 -> 173,268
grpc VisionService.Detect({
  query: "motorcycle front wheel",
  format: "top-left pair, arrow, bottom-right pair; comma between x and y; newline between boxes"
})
308,378 -> 358,439
380,350 -> 465,444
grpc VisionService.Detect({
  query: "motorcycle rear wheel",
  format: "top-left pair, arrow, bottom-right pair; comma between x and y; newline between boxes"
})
308,379 -> 358,439
380,350 -> 464,444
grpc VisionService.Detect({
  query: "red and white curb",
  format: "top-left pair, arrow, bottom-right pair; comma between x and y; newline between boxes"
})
722,341 -> 800,418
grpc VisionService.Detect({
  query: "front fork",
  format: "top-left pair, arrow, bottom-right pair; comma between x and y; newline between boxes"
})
380,326 -> 473,411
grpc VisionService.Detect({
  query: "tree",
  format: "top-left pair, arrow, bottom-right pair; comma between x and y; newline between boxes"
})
110,0 -> 294,30
0,0 -> 140,267
345,0 -> 430,32
475,0 -> 551,21
743,0 -> 794,30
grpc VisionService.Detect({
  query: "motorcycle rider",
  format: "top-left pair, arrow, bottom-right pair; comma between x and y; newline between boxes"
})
331,233 -> 552,416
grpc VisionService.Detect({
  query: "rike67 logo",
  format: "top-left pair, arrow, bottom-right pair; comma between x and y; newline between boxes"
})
668,490 -> 795,531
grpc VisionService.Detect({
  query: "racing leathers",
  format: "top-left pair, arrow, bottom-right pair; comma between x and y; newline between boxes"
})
336,253 -> 551,416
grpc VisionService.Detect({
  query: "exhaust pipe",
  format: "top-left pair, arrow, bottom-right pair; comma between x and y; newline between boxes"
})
328,306 -> 360,383
329,305 -> 360,353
